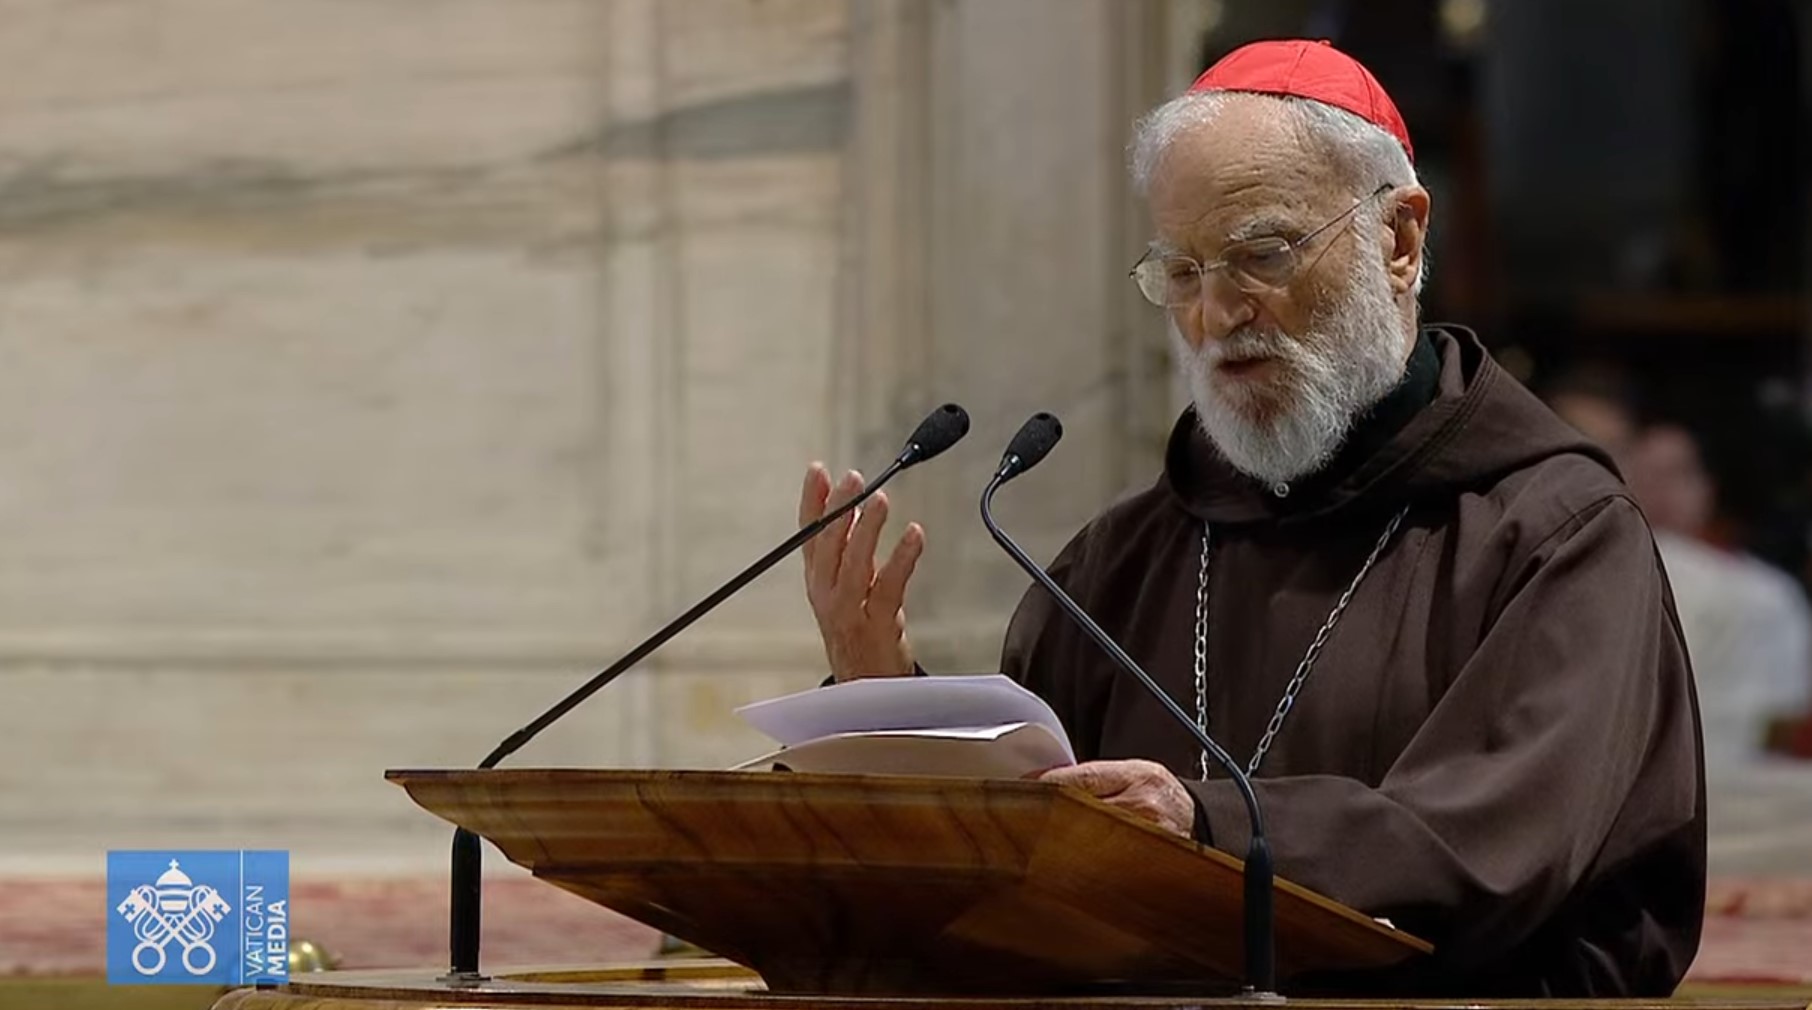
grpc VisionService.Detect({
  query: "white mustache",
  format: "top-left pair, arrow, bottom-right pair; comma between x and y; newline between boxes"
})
1208,329 -> 1295,366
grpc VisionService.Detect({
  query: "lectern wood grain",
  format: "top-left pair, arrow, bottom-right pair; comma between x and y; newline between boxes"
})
385,769 -> 1430,995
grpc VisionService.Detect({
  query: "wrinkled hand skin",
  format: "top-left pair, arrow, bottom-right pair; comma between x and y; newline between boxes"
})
799,463 -> 924,683
1038,759 -> 1195,838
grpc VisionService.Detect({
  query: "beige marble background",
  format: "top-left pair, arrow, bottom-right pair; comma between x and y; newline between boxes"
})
0,0 -> 1169,874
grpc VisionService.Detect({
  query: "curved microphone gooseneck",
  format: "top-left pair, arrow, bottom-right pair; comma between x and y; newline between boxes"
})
978,412 -> 1276,996
442,403 -> 972,984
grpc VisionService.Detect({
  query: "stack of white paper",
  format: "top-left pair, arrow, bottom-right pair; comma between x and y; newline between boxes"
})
731,675 -> 1077,779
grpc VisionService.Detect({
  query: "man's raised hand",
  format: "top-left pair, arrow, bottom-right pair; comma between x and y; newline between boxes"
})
800,463 -> 924,682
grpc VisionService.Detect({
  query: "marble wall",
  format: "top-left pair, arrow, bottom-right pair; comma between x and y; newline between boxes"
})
0,0 -> 1171,873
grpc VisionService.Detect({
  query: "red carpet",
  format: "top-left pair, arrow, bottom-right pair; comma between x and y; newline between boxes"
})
0,877 -> 659,975
3,875 -> 1807,982
1697,878 -> 1812,984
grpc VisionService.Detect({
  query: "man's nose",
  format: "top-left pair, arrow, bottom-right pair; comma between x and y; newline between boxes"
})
1184,272 -> 1256,347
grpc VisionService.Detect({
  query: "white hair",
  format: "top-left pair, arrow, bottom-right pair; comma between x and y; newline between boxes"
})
1129,90 -> 1428,296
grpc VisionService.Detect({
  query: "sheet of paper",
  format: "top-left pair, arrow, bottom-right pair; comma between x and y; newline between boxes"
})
730,722 -> 1073,778
734,674 -> 1076,763
875,724 -> 1028,741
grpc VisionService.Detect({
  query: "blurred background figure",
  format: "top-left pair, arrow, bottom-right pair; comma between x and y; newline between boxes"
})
1547,364 -> 1812,773
1544,364 -> 1641,461
1546,363 -> 1812,774
1626,423 -> 1812,776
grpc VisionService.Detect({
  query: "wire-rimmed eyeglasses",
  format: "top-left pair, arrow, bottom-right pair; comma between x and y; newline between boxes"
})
1130,183 -> 1395,307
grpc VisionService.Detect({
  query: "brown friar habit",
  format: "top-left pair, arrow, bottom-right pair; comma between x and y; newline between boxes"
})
1002,326 -> 1704,997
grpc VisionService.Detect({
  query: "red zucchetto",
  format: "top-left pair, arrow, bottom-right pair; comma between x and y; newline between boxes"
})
1189,38 -> 1413,162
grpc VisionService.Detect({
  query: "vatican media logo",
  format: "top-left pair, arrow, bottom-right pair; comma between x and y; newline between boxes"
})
107,851 -> 289,986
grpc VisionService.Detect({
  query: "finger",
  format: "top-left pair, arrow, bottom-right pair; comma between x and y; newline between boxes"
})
1039,764 -> 1105,794
1038,762 -> 1132,798
835,490 -> 890,608
808,470 -> 865,597
798,463 -> 831,567
867,521 -> 924,619
1113,785 -> 1168,820
1103,792 -> 1185,835
1118,779 -> 1193,837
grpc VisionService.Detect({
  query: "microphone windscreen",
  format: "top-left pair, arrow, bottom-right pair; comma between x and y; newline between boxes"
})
902,403 -> 971,464
1005,412 -> 1064,474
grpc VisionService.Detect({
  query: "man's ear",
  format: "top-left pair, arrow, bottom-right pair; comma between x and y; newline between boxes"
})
1386,186 -> 1431,297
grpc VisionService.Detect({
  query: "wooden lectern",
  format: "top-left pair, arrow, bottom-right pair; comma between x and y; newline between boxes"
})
211,768 -> 1812,1010
383,768 -> 1427,995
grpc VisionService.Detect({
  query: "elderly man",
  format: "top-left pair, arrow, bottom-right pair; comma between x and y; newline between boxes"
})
797,40 -> 1702,996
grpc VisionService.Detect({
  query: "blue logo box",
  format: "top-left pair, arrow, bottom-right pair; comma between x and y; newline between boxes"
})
107,850 -> 290,986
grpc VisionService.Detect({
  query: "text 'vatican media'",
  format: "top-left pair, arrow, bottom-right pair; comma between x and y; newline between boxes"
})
107,850 -> 290,986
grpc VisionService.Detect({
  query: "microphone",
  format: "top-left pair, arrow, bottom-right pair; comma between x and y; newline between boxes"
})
441,403 -> 971,984
980,412 -> 1276,996
994,411 -> 1064,481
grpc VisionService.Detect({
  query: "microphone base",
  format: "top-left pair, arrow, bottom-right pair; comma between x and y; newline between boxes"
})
1238,987 -> 1287,1003
435,970 -> 489,989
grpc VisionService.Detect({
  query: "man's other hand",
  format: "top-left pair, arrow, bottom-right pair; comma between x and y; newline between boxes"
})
1039,760 -> 1194,838
800,462 -> 923,682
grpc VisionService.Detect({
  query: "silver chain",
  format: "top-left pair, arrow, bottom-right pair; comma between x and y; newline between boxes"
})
1194,524 -> 1213,781
1193,506 -> 1409,779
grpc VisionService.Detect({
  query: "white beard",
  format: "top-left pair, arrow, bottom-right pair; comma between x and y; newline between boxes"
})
1170,254 -> 1409,486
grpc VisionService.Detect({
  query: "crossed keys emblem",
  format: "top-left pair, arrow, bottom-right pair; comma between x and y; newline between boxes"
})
115,860 -> 233,976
